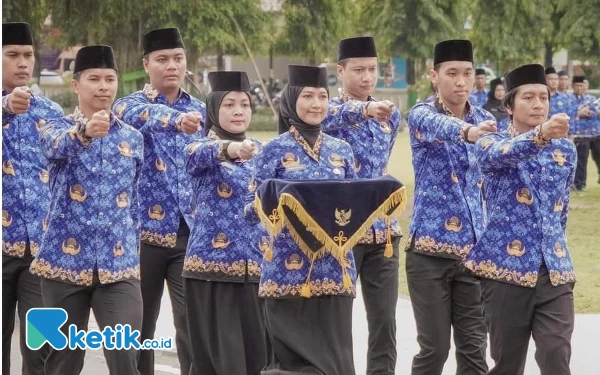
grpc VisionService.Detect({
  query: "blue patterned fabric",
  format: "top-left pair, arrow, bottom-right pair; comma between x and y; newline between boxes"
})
469,89 -> 488,107
569,94 -> 599,138
30,107 -> 143,285
245,127 -> 358,299
464,125 -> 577,287
2,91 -> 63,257
113,84 -> 206,247
549,92 -> 574,119
183,131 -> 266,283
406,101 -> 495,259
325,94 -> 402,243
497,117 -> 510,133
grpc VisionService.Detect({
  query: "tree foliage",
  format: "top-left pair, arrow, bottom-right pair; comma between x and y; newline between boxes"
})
275,0 -> 353,64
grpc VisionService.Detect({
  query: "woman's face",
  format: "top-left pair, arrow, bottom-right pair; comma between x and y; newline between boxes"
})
218,91 -> 252,133
494,84 -> 506,101
295,87 -> 329,125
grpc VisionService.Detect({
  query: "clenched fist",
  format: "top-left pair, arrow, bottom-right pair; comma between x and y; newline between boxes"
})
367,100 -> 395,122
540,113 -> 570,140
227,139 -> 257,161
181,112 -> 202,134
7,86 -> 32,114
467,120 -> 497,143
85,110 -> 110,138
237,139 -> 257,160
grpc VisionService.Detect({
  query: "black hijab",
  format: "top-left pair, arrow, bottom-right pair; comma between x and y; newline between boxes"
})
278,84 -> 324,148
205,90 -> 250,141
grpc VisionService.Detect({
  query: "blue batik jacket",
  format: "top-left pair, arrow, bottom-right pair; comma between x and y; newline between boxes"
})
325,93 -> 402,244
30,107 -> 143,285
245,127 -> 358,299
464,125 -> 577,287
406,101 -> 495,260
113,85 -> 206,247
2,90 -> 63,257
184,131 -> 266,283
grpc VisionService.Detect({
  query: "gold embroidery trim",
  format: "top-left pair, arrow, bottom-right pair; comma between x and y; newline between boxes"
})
410,235 -> 473,258
2,241 -> 28,257
184,256 -> 261,278
258,279 -> 356,298
140,230 -> 177,248
289,126 -> 323,161
464,259 -> 576,288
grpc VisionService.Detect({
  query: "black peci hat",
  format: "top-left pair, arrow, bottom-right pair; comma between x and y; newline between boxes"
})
207,71 -> 251,92
2,22 -> 34,46
288,65 -> 328,88
74,45 -> 118,74
504,64 -> 546,92
433,40 -> 473,65
337,37 -> 377,61
143,28 -> 185,56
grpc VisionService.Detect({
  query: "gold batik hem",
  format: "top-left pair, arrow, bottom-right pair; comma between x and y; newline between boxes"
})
141,230 -> 177,248
98,266 -> 140,284
30,258 -> 95,285
358,228 -> 403,245
183,256 -> 261,278
3,241 -> 28,257
258,279 -> 356,299
407,235 -> 472,259
463,259 -> 539,287
549,269 -> 577,286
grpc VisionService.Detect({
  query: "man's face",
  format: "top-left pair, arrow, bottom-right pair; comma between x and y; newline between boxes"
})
71,68 -> 118,113
546,73 -> 559,91
430,61 -> 474,107
2,45 -> 34,91
507,84 -> 549,129
573,82 -> 585,96
475,73 -> 486,90
143,48 -> 186,92
559,75 -> 569,91
337,57 -> 378,100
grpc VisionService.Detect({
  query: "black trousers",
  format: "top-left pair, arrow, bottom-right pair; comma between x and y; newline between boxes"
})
481,266 -> 575,375
574,138 -> 591,190
589,136 -> 600,183
185,279 -> 270,375
353,237 -> 400,375
262,296 -> 355,375
406,251 -> 488,375
138,235 -> 191,375
40,277 -> 143,375
2,254 -> 48,375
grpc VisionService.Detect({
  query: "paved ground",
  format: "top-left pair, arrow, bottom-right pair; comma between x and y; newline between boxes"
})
10,283 -> 600,374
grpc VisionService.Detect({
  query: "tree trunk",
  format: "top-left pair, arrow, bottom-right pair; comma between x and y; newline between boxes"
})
217,46 -> 225,71
406,57 -> 416,85
544,43 -> 554,68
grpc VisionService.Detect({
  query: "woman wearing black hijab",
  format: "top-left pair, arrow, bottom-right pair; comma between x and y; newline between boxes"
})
483,77 -> 509,123
184,71 -> 270,375
245,65 -> 359,375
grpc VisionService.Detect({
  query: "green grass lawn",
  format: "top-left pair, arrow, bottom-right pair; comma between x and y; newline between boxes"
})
248,130 -> 600,313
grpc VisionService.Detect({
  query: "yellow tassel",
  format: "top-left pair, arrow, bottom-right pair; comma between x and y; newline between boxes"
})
264,247 -> 273,262
343,271 -> 352,289
384,216 -> 394,258
300,284 -> 312,298
384,243 -> 394,258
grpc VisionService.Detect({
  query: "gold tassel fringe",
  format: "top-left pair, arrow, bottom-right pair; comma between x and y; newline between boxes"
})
278,186 -> 407,265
